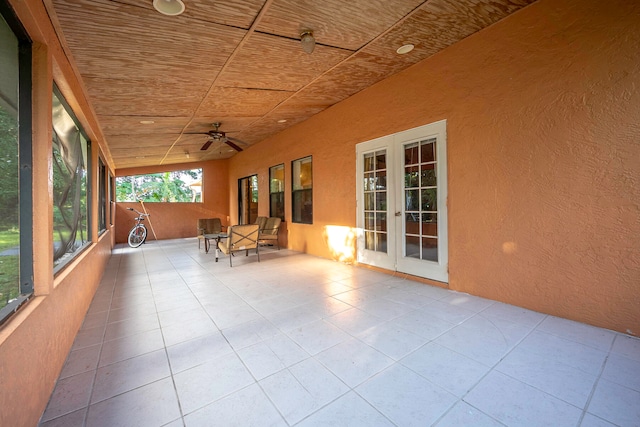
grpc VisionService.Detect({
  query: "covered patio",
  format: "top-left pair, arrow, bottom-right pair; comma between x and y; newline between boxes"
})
39,240 -> 639,426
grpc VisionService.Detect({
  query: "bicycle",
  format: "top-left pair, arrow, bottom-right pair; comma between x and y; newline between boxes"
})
126,207 -> 150,248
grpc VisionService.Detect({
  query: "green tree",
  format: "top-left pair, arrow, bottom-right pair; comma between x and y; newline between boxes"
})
115,169 -> 200,202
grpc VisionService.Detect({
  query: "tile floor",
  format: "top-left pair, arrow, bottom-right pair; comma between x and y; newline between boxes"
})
39,239 -> 640,427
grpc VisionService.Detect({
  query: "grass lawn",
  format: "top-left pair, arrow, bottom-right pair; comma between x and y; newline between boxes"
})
0,229 -> 19,252
0,229 -> 20,308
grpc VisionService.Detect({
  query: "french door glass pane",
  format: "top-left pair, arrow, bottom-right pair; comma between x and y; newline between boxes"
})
364,154 -> 375,172
378,232 -> 387,253
405,166 -> 419,188
365,231 -> 375,250
421,140 -> 436,163
364,212 -> 375,230
421,188 -> 437,211
405,142 -> 419,165
422,237 -> 438,261
376,212 -> 387,232
377,171 -> 387,190
421,163 -> 436,186
405,189 -> 419,211
405,235 -> 420,259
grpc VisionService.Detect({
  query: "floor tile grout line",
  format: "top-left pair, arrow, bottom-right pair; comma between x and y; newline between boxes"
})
41,240 -> 636,426
423,308 -> 551,427
80,248 -> 123,427
151,240 -> 217,425
576,331 -> 618,426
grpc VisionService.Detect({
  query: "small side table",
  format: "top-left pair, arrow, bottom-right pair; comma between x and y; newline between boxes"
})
203,233 -> 228,262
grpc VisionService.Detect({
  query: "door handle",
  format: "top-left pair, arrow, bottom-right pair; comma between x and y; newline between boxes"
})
395,212 -> 401,217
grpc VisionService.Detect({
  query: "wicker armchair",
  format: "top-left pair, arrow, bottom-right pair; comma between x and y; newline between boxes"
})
259,217 -> 281,249
218,224 -> 260,266
197,218 -> 222,249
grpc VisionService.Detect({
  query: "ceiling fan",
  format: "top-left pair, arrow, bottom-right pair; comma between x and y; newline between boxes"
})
188,122 -> 245,152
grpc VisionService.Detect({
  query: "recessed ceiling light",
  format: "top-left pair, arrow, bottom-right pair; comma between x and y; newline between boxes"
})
277,119 -> 287,123
396,44 -> 415,55
135,156 -> 146,159
153,0 -> 185,16
139,120 -> 155,124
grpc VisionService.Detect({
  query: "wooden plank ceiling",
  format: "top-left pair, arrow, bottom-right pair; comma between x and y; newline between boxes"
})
48,0 -> 535,169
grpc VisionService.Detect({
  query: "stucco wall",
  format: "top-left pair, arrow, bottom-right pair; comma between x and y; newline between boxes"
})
114,160 -> 230,243
0,236 -> 112,427
227,0 -> 640,334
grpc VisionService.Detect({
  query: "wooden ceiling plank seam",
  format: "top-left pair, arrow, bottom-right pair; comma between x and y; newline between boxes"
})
230,0 -> 434,141
160,0 -> 275,164
42,0 -> 117,170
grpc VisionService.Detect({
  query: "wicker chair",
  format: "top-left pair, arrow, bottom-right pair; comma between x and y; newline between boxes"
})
197,218 -> 222,249
259,217 -> 281,249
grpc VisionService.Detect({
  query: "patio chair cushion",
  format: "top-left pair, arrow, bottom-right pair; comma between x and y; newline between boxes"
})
219,224 -> 260,266
259,217 -> 281,249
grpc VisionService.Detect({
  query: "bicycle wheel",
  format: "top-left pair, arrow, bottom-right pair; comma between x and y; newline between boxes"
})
128,224 -> 147,248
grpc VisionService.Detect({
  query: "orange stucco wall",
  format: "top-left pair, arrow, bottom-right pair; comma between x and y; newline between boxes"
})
228,0 -> 640,335
1,1 -> 115,426
0,236 -> 112,427
114,160 -> 230,243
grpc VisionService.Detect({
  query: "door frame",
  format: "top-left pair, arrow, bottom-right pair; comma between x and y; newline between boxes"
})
356,120 -> 448,283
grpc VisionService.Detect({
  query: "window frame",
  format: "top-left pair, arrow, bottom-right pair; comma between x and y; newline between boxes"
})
0,0 -> 33,325
98,156 -> 107,234
291,156 -> 313,224
269,163 -> 285,220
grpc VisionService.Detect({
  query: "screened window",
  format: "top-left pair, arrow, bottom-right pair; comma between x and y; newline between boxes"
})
53,88 -> 90,272
115,169 -> 202,202
292,156 -> 312,224
269,164 -> 285,220
98,157 -> 107,233
109,171 -> 114,226
0,2 -> 33,321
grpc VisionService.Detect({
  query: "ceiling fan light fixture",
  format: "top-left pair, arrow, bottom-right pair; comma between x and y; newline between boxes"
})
153,0 -> 185,16
396,44 -> 415,55
300,30 -> 315,54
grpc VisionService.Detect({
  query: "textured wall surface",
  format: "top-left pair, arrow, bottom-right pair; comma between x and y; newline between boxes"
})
2,1 -> 118,425
0,236 -> 111,427
228,0 -> 640,334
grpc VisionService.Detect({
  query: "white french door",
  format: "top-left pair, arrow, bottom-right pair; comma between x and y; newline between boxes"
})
356,120 -> 448,283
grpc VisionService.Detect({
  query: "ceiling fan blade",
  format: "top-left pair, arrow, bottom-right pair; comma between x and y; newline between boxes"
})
200,139 -> 213,151
223,138 -> 243,152
227,136 -> 249,146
